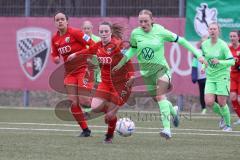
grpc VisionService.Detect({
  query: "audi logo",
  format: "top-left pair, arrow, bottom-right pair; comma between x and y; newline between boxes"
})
58,45 -> 71,55
98,56 -> 112,64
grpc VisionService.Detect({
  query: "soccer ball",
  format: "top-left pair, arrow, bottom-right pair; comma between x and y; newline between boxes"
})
116,118 -> 135,137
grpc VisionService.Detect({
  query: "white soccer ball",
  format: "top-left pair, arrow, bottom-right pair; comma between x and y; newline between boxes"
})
116,118 -> 135,137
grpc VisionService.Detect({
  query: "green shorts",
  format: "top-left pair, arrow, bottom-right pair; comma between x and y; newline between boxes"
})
205,79 -> 230,96
142,70 -> 171,97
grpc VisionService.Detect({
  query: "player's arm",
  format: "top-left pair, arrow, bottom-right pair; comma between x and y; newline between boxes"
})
112,32 -> 137,72
162,28 -> 206,64
217,44 -> 235,66
51,38 -> 60,64
73,29 -> 95,47
67,44 -> 98,61
112,47 -> 137,72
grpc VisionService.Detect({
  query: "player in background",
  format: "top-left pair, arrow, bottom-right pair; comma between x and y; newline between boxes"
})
80,20 -> 101,110
191,35 -> 208,114
82,20 -> 101,85
229,30 -> 240,125
51,11 -> 95,137
68,21 -> 135,143
201,22 -> 235,131
82,20 -> 101,42
112,9 -> 206,139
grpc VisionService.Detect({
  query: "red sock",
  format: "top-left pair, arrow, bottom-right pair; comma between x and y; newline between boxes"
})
71,104 -> 88,129
231,100 -> 240,117
107,116 -> 117,136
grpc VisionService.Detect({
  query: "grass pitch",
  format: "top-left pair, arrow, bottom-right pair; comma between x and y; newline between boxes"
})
0,107 -> 239,160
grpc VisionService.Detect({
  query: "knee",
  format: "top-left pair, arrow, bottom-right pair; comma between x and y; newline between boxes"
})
68,97 -> 78,106
105,113 -> 117,123
155,95 -> 166,102
217,99 -> 227,107
205,99 -> 214,107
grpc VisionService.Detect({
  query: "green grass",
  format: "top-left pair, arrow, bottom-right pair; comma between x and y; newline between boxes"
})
0,107 -> 239,160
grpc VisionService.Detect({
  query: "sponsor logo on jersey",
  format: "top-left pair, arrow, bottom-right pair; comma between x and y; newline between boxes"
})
141,47 -> 154,60
98,57 -> 112,64
57,45 -> 71,55
106,43 -> 117,54
194,3 -> 218,37
83,34 -> 90,42
16,27 -> 51,80
65,37 -> 70,43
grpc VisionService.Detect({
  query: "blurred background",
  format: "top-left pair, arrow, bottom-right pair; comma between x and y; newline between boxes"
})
0,0 -> 239,112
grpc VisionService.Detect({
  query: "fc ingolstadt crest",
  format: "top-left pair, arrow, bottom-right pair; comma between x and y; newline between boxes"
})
16,27 -> 51,80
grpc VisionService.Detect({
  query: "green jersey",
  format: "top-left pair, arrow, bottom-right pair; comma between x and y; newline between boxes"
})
91,34 -> 101,42
127,24 -> 178,76
91,34 -> 101,83
201,38 -> 234,82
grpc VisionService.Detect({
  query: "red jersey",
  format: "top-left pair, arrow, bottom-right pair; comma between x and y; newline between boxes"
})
51,27 -> 94,74
77,37 -> 134,85
229,44 -> 240,73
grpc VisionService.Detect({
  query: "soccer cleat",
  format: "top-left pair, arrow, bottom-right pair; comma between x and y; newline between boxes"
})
233,119 -> 240,125
172,106 -> 180,127
222,126 -> 232,132
201,108 -> 207,115
160,129 -> 172,139
103,134 -> 113,144
218,117 -> 225,129
78,128 -> 91,137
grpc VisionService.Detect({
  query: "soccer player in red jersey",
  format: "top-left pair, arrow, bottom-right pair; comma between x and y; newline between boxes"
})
51,11 -> 95,137
229,30 -> 240,125
68,22 -> 135,143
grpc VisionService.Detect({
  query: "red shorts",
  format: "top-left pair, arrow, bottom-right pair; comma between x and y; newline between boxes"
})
64,68 -> 94,89
230,72 -> 240,94
94,81 -> 131,106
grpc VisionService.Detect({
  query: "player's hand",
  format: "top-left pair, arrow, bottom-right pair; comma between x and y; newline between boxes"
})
112,64 -> 121,73
125,76 -> 135,89
198,56 -> 208,66
210,58 -> 219,64
53,56 -> 60,64
67,53 -> 77,61
201,68 -> 205,74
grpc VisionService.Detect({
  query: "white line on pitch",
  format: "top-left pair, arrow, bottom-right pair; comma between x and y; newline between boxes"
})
0,127 -> 239,137
0,122 -> 240,133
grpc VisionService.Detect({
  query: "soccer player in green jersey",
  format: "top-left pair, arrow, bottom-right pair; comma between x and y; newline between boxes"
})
82,20 -> 101,85
112,9 -> 206,139
201,22 -> 235,131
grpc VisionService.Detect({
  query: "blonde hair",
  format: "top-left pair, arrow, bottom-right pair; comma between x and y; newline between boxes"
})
139,9 -> 154,25
139,9 -> 153,20
209,22 -> 221,32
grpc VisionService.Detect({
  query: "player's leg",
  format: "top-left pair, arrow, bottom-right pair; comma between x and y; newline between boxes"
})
77,67 -> 95,109
84,82 -> 111,119
217,95 -> 232,131
198,79 -> 207,114
104,102 -> 119,143
155,73 -> 179,139
216,80 -> 232,131
205,81 -> 222,115
204,81 -> 225,129
64,75 -> 91,137
231,79 -> 240,124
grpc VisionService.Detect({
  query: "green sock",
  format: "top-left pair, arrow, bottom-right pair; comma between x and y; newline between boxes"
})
158,100 -> 171,129
212,102 -> 222,116
84,108 -> 92,112
168,101 -> 177,117
219,104 -> 231,127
